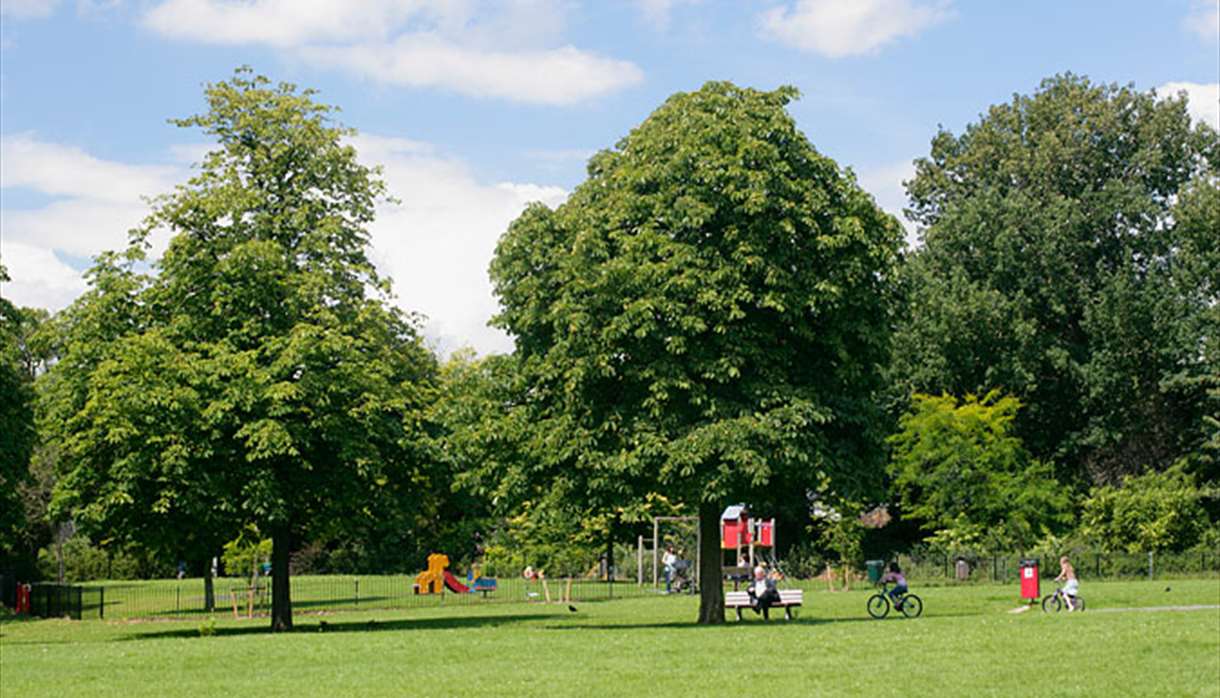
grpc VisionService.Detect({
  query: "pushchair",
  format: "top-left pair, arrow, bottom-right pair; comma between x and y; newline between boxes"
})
670,559 -> 696,594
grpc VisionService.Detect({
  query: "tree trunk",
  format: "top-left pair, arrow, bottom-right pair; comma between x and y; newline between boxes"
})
203,561 -> 215,613
696,500 -> 724,624
270,527 -> 293,631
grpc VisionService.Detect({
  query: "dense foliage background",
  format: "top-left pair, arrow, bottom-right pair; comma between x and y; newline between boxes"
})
2,72 -> 1216,626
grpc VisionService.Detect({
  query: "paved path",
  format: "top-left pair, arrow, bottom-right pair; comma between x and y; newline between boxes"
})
1092,604 -> 1220,614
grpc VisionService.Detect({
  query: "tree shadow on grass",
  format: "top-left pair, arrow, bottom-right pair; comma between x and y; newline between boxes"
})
543,616 -> 877,631
121,612 -> 561,640
543,609 -> 984,631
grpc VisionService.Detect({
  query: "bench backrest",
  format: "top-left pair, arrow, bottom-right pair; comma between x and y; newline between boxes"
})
724,589 -> 803,604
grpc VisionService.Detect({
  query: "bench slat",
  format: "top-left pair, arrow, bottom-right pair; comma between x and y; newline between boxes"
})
724,590 -> 803,607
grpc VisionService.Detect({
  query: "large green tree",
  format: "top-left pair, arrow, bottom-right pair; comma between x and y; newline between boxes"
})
895,74 -> 1220,487
887,392 -> 1070,551
0,265 -> 38,563
49,70 -> 437,630
490,82 -> 903,623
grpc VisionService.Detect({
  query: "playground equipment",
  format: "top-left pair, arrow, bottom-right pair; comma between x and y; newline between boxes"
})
414,553 -> 448,594
721,504 -> 775,567
639,515 -> 700,591
463,566 -> 497,595
413,553 -> 497,595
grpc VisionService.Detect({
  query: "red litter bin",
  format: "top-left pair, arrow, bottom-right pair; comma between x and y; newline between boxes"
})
16,583 -> 31,614
1019,559 -> 1040,600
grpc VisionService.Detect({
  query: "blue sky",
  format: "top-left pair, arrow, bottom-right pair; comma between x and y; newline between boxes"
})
2,0 -> 1217,353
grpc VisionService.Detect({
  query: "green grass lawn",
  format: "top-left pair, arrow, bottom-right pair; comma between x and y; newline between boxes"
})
72,574 -> 649,619
3,579 -> 1218,697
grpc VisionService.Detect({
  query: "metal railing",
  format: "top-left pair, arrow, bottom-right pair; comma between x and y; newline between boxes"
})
53,573 -> 662,620
890,548 -> 1220,585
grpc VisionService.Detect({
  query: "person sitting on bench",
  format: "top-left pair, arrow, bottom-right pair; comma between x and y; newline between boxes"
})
747,565 -> 781,619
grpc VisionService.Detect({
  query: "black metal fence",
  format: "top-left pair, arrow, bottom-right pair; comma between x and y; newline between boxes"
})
892,548 -> 1220,585
48,574 -> 663,620
24,583 -> 106,620
8,548 -> 1217,621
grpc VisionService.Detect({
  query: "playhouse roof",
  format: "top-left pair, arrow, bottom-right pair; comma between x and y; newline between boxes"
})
721,504 -> 748,521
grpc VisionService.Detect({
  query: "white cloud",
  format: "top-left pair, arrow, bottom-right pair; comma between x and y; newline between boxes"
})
0,134 -> 181,309
352,134 -> 566,354
635,0 -> 700,30
142,0 -> 458,46
0,0 -> 59,18
0,241 -> 87,309
1,198 -> 155,258
0,132 -> 565,353
855,159 -> 917,247
759,0 -> 951,58
141,0 -> 641,105
524,147 -> 595,174
0,0 -> 58,18
1,133 -> 176,203
299,37 -> 642,106
1184,0 -> 1219,42
1158,81 -> 1220,131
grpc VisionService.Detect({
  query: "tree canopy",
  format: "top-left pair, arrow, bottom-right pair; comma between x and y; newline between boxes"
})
0,265 -> 38,557
47,69 -> 437,630
894,74 -> 1220,486
490,81 -> 904,622
888,392 -> 1070,551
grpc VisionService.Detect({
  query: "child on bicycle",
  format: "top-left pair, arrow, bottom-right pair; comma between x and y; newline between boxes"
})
879,561 -> 908,610
1054,555 -> 1079,611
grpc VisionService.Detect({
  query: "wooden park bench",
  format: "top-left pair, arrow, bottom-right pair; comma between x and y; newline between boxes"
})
724,589 -> 803,621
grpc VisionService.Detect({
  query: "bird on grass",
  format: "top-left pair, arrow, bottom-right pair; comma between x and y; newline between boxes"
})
568,605 -> 578,613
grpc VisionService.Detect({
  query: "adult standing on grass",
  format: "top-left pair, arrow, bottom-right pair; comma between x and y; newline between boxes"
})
662,545 -> 678,593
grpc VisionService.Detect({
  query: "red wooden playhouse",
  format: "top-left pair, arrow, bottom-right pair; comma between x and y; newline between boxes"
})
721,504 -> 775,567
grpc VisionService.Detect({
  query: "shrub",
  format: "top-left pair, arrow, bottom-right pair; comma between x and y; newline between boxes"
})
1080,464 -> 1210,553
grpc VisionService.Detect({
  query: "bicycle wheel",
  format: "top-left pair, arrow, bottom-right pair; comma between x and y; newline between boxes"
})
899,594 -> 923,618
867,594 -> 890,619
1067,596 -> 1085,612
1041,594 -> 1061,613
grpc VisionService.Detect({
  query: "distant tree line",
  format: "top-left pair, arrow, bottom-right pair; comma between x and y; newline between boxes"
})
1,70 -> 1216,628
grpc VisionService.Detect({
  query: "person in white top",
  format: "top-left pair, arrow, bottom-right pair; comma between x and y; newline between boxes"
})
748,565 -> 781,619
1055,556 -> 1079,611
662,545 -> 678,593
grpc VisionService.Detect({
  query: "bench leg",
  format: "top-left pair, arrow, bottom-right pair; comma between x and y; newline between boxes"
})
785,606 -> 793,621
736,607 -> 743,621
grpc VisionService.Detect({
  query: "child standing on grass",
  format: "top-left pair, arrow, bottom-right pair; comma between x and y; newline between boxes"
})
879,561 -> 908,610
1055,556 -> 1079,611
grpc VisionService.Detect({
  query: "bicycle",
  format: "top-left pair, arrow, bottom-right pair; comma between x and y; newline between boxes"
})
867,582 -> 923,619
1041,584 -> 1086,613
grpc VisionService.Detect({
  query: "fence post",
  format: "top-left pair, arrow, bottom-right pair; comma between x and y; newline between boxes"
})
176,585 -> 181,614
355,579 -> 359,608
637,535 -> 643,586
1147,551 -> 1154,580
99,586 -> 105,620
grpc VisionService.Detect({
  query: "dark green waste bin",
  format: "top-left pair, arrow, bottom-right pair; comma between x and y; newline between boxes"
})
866,560 -> 885,584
